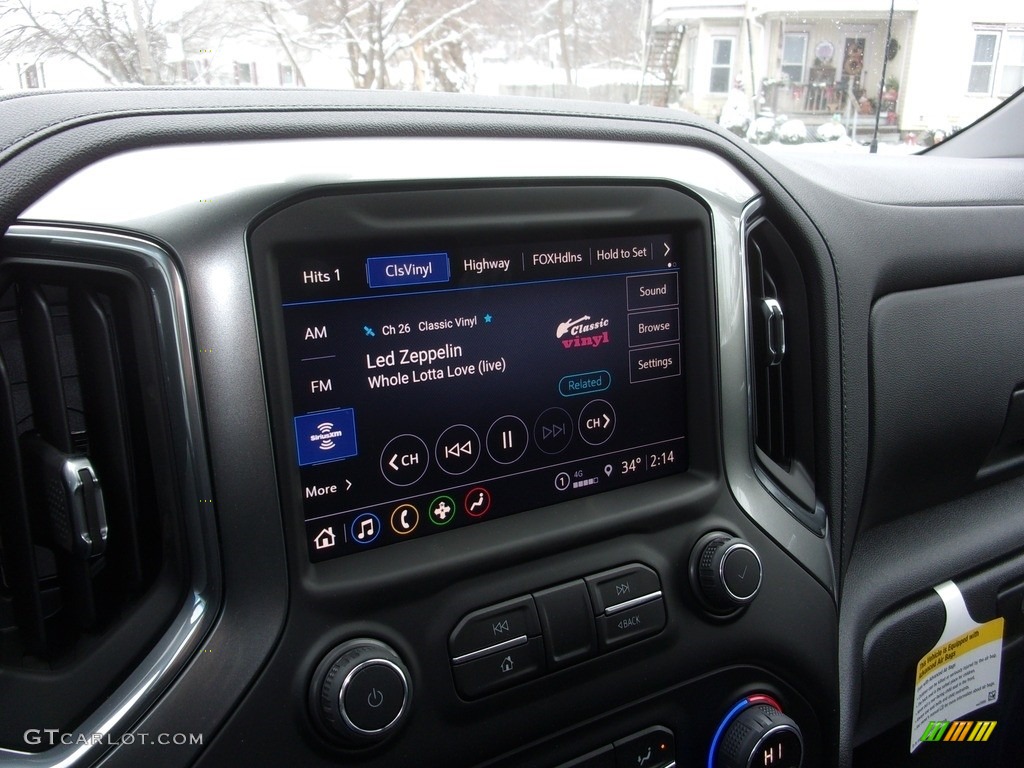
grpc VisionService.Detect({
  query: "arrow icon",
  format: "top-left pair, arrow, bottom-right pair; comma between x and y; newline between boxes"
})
388,454 -> 400,471
345,479 -> 352,491
602,414 -> 611,429
663,242 -> 671,258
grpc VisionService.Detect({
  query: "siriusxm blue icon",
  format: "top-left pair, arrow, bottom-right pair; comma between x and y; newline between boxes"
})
294,408 -> 358,466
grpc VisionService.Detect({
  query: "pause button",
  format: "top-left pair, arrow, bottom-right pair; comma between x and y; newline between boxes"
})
486,416 -> 529,464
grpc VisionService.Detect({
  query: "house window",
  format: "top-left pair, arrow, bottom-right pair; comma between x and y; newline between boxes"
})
968,32 -> 999,93
18,63 -> 44,89
279,63 -> 295,86
781,33 -> 808,84
998,33 -> 1024,96
234,61 -> 257,85
709,37 -> 734,93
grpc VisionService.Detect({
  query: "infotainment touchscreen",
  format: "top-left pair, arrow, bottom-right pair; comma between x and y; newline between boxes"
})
277,232 -> 687,561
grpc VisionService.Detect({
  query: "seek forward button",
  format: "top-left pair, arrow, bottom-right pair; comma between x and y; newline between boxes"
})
534,407 -> 573,454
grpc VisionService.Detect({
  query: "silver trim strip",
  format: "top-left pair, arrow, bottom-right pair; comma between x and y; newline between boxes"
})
0,227 -> 221,768
604,591 -> 664,616
451,634 -> 529,665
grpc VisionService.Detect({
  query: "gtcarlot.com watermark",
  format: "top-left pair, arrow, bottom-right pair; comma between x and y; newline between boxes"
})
24,730 -> 203,747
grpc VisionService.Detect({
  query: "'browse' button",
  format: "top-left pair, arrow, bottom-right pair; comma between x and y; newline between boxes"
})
366,252 -> 450,288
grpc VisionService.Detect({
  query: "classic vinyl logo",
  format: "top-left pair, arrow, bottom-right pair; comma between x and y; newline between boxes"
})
920,720 -> 997,743
555,314 -> 610,349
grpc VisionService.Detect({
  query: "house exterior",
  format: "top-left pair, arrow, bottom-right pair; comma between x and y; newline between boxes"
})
652,0 -> 1024,133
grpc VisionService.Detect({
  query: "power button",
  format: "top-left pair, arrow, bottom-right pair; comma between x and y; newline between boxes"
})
310,639 -> 412,746
341,659 -> 409,734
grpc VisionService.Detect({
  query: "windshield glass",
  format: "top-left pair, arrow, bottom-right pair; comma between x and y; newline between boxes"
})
1,0 -> 1021,153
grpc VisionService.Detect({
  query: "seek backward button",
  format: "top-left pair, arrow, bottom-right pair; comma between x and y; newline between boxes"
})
449,595 -> 542,659
435,424 -> 480,475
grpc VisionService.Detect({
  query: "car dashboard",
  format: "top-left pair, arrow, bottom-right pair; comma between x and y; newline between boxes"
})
0,89 -> 1023,768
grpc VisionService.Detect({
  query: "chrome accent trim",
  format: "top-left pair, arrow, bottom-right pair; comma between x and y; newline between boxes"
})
451,635 -> 529,665
731,199 -> 834,586
0,226 -> 221,768
762,297 -> 786,366
603,590 -> 664,616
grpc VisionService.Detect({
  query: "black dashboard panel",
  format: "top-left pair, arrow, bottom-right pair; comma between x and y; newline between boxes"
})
33,87 -> 1024,768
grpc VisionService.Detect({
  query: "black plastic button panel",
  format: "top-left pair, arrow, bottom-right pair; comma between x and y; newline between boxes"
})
555,726 -> 675,768
449,563 -> 665,699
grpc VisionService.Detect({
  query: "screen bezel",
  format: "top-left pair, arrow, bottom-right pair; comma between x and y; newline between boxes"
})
249,180 -> 721,579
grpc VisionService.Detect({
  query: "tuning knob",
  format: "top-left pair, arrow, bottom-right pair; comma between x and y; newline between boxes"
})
712,698 -> 803,768
691,532 -> 763,613
309,639 -> 411,746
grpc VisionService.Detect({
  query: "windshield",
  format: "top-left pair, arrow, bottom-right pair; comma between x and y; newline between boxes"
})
1,0 -> 1022,153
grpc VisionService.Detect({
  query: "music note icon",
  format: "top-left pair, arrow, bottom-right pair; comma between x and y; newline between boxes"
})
351,513 -> 379,545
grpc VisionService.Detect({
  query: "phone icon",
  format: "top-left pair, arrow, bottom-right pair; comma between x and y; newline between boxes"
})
390,504 -> 419,535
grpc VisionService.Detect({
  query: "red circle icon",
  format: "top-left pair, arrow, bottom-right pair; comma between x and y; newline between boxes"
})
463,487 -> 491,518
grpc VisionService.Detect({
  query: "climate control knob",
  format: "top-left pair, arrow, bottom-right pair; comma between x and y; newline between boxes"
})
691,532 -> 762,613
713,699 -> 803,768
309,639 -> 411,746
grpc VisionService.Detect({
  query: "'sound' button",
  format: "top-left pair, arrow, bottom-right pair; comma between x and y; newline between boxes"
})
578,400 -> 616,446
380,434 -> 429,486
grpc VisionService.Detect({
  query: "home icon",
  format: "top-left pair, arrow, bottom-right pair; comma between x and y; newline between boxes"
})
313,527 -> 337,550
499,656 -> 514,673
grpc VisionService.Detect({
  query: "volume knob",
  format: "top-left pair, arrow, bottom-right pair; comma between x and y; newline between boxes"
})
309,639 -> 411,746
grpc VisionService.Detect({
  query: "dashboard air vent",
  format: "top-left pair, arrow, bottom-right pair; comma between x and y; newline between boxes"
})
745,218 -> 817,518
0,230 -> 216,761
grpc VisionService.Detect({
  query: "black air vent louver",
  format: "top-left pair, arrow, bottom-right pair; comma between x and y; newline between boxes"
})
0,237 -> 204,757
745,218 -> 817,517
